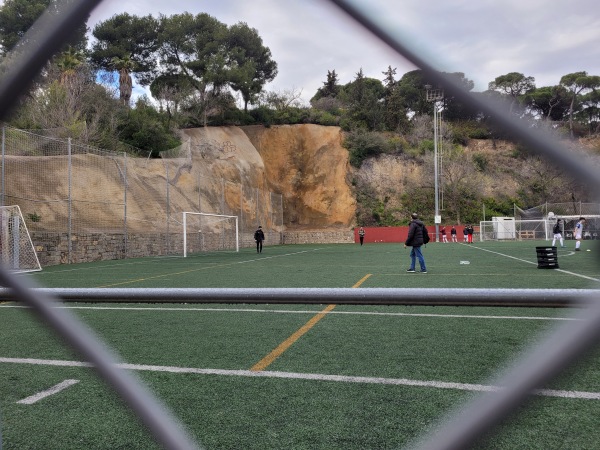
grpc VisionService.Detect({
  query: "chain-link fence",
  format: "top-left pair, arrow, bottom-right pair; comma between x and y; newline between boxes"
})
0,125 -> 283,264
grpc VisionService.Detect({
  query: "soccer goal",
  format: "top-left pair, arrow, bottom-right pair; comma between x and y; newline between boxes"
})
480,217 -> 550,241
0,205 -> 42,272
182,212 -> 239,257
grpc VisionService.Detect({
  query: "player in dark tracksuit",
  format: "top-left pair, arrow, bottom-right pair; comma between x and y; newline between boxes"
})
254,226 -> 265,253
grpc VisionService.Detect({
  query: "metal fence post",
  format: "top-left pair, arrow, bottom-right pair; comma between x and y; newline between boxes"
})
1,126 -> 5,207
123,152 -> 128,259
67,138 -> 72,264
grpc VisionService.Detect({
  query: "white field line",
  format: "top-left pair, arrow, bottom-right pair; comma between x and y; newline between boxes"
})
16,379 -> 80,404
0,304 -> 578,321
464,244 -> 600,282
28,248 -> 323,276
1,357 -> 598,401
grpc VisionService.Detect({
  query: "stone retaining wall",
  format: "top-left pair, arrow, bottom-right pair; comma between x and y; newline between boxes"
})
281,230 -> 354,244
31,229 -> 354,267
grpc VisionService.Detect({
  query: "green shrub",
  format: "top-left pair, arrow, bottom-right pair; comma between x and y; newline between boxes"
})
344,130 -> 392,168
472,153 -> 488,172
27,212 -> 41,222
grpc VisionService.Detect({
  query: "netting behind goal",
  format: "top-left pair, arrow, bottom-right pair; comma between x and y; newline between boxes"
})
183,212 -> 239,256
479,218 -> 550,241
0,205 -> 42,272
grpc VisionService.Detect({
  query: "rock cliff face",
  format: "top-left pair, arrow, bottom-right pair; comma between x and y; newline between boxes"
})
177,124 -> 356,230
240,125 -> 356,228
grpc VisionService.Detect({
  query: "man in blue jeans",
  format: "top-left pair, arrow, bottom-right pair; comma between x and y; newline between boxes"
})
404,213 -> 427,273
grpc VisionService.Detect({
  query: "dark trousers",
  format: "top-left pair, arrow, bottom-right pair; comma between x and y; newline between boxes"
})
256,240 -> 263,253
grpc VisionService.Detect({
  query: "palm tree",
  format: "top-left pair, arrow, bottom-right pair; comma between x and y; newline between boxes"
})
55,47 -> 85,87
111,55 -> 136,105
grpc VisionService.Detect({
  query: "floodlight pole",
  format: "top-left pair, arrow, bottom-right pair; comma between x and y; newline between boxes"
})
425,85 -> 444,242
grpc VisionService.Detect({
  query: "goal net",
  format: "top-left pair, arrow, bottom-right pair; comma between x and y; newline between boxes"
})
550,214 -> 600,240
183,212 -> 239,257
0,205 -> 42,272
479,218 -> 550,241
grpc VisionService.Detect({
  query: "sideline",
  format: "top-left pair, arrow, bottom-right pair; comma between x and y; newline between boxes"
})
2,357 -> 597,401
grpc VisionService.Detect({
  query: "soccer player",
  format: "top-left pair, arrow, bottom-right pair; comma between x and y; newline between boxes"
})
441,226 -> 448,243
450,225 -> 458,242
574,217 -> 586,251
551,218 -> 565,248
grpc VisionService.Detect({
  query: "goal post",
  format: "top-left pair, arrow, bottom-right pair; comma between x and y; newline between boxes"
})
182,212 -> 239,257
0,205 -> 42,272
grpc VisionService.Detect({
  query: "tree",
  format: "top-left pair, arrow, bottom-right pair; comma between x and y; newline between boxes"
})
576,88 -> 600,135
440,72 -> 478,121
226,22 -> 277,112
524,85 -> 570,122
488,72 -> 536,114
312,70 -> 340,102
158,13 -> 276,123
150,73 -> 195,125
338,69 -> 386,130
54,46 -> 86,87
0,0 -> 87,56
158,12 -> 229,126
381,66 -> 408,132
91,13 -> 160,106
396,69 -> 431,117
116,97 -> 181,157
560,71 -> 600,138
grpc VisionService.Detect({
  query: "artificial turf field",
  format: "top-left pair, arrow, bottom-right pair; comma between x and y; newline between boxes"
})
1,240 -> 600,449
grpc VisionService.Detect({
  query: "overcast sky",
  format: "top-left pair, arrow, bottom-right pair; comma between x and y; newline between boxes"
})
87,0 -> 600,104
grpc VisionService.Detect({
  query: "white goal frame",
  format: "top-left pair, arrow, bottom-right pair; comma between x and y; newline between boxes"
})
480,218 -> 551,241
182,212 -> 239,257
0,205 -> 42,272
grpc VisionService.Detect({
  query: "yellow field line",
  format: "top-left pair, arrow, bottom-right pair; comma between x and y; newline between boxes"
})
352,274 -> 372,288
250,273 -> 372,372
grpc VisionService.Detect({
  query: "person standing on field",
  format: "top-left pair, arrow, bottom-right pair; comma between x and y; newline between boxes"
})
451,225 -> 458,242
358,227 -> 365,246
441,225 -> 448,243
254,225 -> 265,253
404,213 -> 427,273
466,224 -> 474,243
552,219 -> 565,248
463,226 -> 468,242
574,217 -> 586,251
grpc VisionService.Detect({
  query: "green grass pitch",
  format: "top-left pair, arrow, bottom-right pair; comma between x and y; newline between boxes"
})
1,240 -> 599,449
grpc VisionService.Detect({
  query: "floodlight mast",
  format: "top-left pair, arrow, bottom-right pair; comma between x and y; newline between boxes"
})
425,85 -> 444,242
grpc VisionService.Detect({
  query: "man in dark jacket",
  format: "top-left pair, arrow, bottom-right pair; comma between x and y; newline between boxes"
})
254,226 -> 265,253
404,213 -> 427,273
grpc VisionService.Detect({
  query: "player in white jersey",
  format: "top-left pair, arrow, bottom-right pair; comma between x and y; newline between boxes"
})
574,217 -> 586,251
